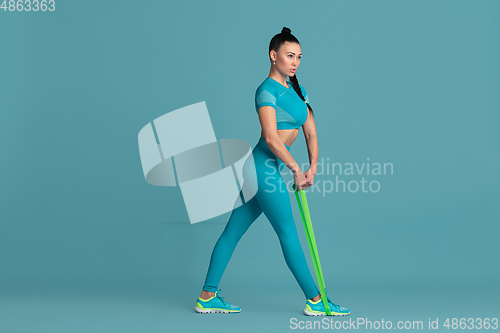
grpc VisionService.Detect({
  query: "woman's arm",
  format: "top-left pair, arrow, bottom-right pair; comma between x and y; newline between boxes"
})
258,105 -> 310,189
301,109 -> 319,187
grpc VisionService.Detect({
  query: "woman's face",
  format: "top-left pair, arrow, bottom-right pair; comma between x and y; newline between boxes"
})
272,41 -> 302,77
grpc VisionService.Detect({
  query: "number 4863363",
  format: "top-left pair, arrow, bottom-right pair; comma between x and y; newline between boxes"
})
1,0 -> 56,11
443,318 -> 499,330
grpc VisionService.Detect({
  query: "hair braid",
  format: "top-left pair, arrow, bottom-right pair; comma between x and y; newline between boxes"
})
289,74 -> 314,118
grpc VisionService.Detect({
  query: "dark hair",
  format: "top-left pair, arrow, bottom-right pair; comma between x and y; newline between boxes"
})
269,27 -> 314,118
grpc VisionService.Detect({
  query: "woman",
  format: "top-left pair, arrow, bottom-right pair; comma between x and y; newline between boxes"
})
194,27 -> 350,316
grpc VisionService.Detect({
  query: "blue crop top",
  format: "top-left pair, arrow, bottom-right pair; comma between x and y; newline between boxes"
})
255,77 -> 310,130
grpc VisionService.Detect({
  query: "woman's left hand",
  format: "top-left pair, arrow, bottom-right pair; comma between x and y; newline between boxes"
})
302,168 -> 316,190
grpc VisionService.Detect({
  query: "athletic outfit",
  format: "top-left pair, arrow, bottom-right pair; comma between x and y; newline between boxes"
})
254,76 -> 310,130
196,77 -> 350,316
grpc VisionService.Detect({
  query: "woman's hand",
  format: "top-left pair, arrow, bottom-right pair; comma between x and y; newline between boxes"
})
302,167 -> 317,190
293,168 -> 311,190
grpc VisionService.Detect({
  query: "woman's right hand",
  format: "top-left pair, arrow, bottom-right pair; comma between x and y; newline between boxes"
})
293,168 -> 311,190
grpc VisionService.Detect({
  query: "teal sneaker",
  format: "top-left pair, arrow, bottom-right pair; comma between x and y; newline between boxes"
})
195,289 -> 241,314
304,289 -> 350,316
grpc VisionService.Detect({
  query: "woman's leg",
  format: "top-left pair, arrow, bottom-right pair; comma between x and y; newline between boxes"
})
253,139 -> 320,300
201,177 -> 263,293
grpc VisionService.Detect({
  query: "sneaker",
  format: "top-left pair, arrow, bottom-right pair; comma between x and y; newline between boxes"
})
195,289 -> 241,314
304,288 -> 350,316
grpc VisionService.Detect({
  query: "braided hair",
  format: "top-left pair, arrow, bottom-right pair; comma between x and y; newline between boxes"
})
269,27 -> 314,118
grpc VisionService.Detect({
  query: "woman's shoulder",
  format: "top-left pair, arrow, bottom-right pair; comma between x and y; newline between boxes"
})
255,77 -> 278,96
256,77 -> 276,89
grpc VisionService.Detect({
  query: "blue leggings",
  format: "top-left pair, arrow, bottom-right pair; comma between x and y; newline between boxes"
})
202,137 -> 320,300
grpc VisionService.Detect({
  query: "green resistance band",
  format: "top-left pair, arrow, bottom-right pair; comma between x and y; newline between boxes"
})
293,183 -> 332,316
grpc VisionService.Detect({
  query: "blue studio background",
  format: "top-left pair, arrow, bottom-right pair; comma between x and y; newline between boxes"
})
1,1 -> 498,332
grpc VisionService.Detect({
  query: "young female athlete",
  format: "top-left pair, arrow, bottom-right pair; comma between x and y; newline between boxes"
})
194,27 -> 350,316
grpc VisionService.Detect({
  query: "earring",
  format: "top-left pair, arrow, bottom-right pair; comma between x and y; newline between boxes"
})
273,61 -> 275,65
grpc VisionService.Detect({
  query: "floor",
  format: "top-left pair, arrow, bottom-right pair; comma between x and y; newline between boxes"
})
1,278 -> 498,333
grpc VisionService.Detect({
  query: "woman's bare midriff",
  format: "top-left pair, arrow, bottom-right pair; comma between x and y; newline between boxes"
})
261,128 -> 299,147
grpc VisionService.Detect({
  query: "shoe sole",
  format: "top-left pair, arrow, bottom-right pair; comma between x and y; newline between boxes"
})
303,309 -> 351,316
195,307 -> 241,314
